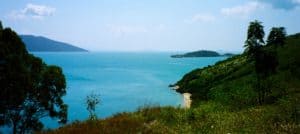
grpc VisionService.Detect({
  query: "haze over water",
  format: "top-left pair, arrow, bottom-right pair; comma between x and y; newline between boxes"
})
33,52 -> 226,128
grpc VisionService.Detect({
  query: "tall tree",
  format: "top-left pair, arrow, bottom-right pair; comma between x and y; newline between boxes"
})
267,27 -> 286,47
244,20 -> 265,60
244,20 -> 266,104
0,23 -> 67,133
244,20 -> 280,104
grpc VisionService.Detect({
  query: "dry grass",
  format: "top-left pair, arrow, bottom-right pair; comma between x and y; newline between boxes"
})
38,103 -> 299,134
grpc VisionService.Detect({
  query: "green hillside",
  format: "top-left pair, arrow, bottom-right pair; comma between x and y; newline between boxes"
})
42,34 -> 300,133
176,33 -> 300,106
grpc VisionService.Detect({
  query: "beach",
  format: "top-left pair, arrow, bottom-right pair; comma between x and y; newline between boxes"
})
183,93 -> 192,108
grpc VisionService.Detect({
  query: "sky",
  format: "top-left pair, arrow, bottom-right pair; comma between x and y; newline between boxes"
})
0,0 -> 300,52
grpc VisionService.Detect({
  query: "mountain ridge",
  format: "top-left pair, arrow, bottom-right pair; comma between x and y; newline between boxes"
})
20,35 -> 88,52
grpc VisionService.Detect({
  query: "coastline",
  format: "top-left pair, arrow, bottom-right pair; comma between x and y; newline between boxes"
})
169,85 -> 192,108
183,93 -> 192,109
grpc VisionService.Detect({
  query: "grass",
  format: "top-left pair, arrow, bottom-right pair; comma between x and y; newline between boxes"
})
39,103 -> 299,134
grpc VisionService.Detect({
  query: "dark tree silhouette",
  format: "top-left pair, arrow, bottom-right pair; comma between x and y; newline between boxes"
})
0,21 -> 3,30
267,27 -> 286,47
246,20 -> 265,43
244,20 -> 265,104
86,93 -> 100,120
0,23 -> 67,134
244,20 -> 265,58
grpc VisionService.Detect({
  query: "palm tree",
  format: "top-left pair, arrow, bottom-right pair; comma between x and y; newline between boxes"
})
247,20 -> 265,43
244,20 -> 265,59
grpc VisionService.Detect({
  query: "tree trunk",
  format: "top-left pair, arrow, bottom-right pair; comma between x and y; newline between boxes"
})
12,121 -> 17,134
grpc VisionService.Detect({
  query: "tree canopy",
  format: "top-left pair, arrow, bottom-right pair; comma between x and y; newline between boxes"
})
246,20 -> 265,44
0,22 -> 68,134
244,20 -> 265,56
267,27 -> 286,47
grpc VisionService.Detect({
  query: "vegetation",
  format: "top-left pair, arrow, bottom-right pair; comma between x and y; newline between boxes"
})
267,27 -> 287,47
0,21 -> 68,134
41,103 -> 299,134
86,93 -> 101,120
244,20 -> 279,104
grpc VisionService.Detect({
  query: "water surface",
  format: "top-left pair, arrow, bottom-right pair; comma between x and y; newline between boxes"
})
33,52 -> 226,128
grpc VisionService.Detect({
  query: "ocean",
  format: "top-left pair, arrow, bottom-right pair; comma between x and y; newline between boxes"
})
32,52 -> 226,128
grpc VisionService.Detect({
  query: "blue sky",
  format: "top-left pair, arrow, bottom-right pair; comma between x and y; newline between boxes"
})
1,0 -> 300,52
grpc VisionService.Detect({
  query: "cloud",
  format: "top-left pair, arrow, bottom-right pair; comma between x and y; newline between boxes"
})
8,3 -> 55,20
185,14 -> 216,24
23,3 -> 55,16
221,2 -> 264,18
258,0 -> 300,10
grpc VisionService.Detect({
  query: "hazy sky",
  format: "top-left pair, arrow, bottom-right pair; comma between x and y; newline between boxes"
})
1,0 -> 300,52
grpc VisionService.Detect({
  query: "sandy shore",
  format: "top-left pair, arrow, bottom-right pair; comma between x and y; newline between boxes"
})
169,85 -> 192,108
183,93 -> 192,109
172,85 -> 180,90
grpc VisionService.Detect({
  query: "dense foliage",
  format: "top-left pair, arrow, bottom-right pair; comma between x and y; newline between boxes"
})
267,27 -> 287,47
0,21 -> 68,134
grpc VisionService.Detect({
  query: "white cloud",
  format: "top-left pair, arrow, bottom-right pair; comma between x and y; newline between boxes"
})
8,3 -> 55,20
221,2 -> 265,18
185,13 -> 216,24
23,3 -> 55,16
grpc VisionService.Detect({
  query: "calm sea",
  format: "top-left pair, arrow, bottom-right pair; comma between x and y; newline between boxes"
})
32,52 -> 226,128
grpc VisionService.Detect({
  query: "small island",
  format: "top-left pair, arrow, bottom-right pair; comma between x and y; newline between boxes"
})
171,50 -> 234,58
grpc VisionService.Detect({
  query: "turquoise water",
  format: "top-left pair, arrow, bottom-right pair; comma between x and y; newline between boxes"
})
32,52 -> 226,128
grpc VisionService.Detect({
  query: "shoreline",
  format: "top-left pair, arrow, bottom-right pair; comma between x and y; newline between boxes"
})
169,85 -> 192,108
183,93 -> 192,109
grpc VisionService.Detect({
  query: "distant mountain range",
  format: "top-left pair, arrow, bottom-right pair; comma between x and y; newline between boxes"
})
171,50 -> 234,58
20,35 -> 88,52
